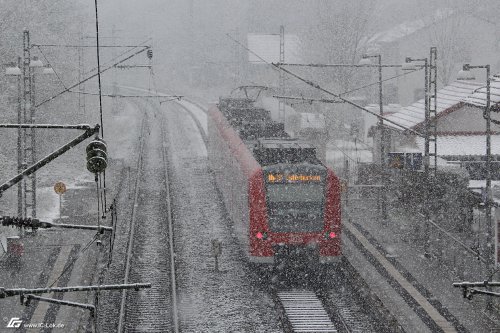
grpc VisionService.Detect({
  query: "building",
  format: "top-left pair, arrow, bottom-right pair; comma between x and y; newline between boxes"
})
366,9 -> 500,106
372,75 -> 500,180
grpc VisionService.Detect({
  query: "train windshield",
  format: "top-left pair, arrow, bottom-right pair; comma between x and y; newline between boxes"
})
266,183 -> 324,202
265,182 -> 325,232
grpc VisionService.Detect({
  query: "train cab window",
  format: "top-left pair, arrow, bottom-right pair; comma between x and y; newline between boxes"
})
265,182 -> 325,233
266,183 -> 324,202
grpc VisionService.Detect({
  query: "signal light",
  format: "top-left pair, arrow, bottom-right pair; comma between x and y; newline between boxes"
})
86,137 -> 108,173
147,49 -> 153,59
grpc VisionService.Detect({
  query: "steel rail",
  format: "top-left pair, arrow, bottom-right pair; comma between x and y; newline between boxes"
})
159,102 -> 180,333
116,113 -> 148,332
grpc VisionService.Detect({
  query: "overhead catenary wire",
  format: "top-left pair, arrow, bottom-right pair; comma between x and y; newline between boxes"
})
417,212 -> 487,263
84,38 -> 152,76
94,0 -> 104,138
35,43 -> 151,95
226,33 -> 423,137
339,69 -> 422,97
94,0 -> 108,221
329,140 -> 360,164
33,44 -> 152,48
227,33 -> 375,162
36,46 -> 69,91
275,64 -> 424,137
68,91 -> 182,99
35,46 -> 150,109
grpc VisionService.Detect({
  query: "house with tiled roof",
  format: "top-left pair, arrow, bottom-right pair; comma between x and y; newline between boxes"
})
371,75 -> 500,180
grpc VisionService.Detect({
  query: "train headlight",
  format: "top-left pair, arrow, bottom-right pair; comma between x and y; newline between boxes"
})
325,231 -> 337,239
256,232 -> 268,240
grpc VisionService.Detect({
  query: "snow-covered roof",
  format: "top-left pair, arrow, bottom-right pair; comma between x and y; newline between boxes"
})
383,80 -> 483,131
416,135 -> 500,157
247,33 -> 301,63
299,113 -> 325,130
368,8 -> 453,45
463,75 -> 500,108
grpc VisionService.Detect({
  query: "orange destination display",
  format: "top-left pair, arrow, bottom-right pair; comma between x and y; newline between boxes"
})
267,173 -> 321,183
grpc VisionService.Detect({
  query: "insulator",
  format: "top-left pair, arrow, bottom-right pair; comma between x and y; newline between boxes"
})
86,137 -> 108,173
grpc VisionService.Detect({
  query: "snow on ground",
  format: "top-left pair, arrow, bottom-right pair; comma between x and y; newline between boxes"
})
176,99 -> 208,134
105,99 -> 143,162
36,186 -> 61,222
165,102 -> 281,332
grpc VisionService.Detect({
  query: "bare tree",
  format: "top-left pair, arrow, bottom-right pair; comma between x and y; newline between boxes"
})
419,0 -> 499,84
303,0 -> 376,92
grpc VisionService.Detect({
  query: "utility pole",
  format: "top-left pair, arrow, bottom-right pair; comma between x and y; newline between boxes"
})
423,57 -> 430,257
16,56 -> 23,217
457,63 -> 495,310
22,29 -> 37,219
279,25 -> 285,123
361,54 -> 388,222
403,50 -> 438,257
429,47 -> 438,175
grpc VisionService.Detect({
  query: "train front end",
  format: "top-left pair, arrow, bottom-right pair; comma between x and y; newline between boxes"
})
248,154 -> 342,265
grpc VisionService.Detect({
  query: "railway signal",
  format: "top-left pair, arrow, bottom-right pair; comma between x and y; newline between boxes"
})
86,137 -> 108,173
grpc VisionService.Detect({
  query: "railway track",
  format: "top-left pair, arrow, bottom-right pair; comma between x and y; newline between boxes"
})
277,290 -> 337,333
271,266 -> 388,333
115,99 -> 178,332
98,92 -> 391,333
171,98 -> 386,333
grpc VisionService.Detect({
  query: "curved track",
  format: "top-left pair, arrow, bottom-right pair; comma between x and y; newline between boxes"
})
172,98 -> 390,333
98,91 -> 394,332
116,98 -> 178,332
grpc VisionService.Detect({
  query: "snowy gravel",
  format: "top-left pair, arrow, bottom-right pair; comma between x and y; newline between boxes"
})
164,101 -> 282,332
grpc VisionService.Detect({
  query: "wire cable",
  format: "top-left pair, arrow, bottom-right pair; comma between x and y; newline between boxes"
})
417,212 -> 487,263
94,0 -> 108,218
35,46 -> 69,91
47,232 -> 100,288
35,41 -> 150,109
226,33 -> 423,136
84,38 -> 151,76
338,69 -> 422,97
94,0 -> 104,138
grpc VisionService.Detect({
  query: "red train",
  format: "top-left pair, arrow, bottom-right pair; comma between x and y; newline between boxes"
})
208,95 -> 342,265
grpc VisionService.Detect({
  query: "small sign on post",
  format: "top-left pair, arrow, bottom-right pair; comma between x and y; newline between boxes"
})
54,182 -> 66,220
211,239 -> 222,272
